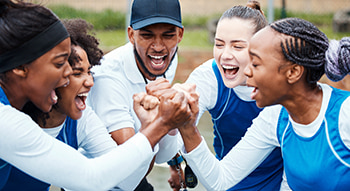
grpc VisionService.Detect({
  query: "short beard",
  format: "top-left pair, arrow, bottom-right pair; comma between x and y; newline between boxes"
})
133,46 -> 177,79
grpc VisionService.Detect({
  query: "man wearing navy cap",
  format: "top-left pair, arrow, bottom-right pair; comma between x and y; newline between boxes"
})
88,0 -> 184,190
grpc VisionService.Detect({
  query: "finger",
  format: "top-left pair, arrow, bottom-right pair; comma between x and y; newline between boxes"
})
142,95 -> 160,110
146,78 -> 170,95
133,92 -> 147,106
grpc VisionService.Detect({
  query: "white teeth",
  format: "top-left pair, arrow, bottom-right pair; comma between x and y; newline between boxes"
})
53,95 -> 58,101
149,55 -> 165,59
151,60 -> 165,66
222,65 -> 238,70
77,93 -> 88,97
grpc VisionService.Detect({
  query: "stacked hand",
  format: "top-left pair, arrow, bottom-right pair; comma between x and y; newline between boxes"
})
133,78 -> 199,149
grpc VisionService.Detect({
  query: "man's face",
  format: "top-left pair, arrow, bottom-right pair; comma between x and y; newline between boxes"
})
128,23 -> 184,80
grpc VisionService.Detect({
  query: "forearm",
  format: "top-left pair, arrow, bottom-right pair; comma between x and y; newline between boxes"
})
140,117 -> 170,149
178,125 -> 202,153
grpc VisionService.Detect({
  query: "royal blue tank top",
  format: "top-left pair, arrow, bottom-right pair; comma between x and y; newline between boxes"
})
209,60 -> 283,190
277,87 -> 350,190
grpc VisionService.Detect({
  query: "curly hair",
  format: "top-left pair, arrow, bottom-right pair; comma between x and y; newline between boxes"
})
62,18 -> 103,67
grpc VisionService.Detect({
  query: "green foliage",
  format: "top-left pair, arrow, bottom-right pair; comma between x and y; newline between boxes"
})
49,5 -> 125,30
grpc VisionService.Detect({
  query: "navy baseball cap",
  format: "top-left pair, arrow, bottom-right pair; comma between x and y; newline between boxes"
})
130,0 -> 183,30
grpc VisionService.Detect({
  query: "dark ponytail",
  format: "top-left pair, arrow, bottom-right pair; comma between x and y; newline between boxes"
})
325,37 -> 350,82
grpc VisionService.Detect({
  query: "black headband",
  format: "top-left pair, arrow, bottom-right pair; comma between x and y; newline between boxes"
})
0,20 -> 69,73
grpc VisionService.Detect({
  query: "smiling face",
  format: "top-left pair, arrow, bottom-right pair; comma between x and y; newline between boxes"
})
55,45 -> 94,120
128,23 -> 184,80
214,18 -> 254,88
244,27 -> 291,108
23,38 -> 72,112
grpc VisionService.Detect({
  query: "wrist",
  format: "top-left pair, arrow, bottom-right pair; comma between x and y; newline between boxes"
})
167,154 -> 184,166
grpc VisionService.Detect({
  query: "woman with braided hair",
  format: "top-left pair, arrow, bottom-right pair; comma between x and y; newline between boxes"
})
174,17 -> 350,190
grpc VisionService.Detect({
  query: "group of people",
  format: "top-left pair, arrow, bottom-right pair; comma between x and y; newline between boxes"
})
0,0 -> 350,191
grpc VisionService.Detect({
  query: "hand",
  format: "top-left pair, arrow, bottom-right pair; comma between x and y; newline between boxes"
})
133,92 -> 160,128
146,78 -> 172,98
156,88 -> 192,131
168,165 -> 186,191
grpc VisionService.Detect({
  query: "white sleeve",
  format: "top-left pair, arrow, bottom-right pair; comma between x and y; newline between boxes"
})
181,106 -> 281,190
185,59 -> 217,124
0,105 -> 155,191
339,96 -> 350,148
155,132 -> 179,164
77,106 -> 117,157
88,76 -> 135,133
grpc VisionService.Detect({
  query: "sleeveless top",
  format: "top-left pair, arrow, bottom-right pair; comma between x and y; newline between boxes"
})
209,60 -> 283,190
277,87 -> 350,190
0,86 -> 78,191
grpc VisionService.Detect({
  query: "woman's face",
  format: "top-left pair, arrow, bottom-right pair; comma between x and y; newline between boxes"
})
25,38 -> 72,112
214,18 -> 254,88
244,27 -> 290,108
55,46 -> 94,120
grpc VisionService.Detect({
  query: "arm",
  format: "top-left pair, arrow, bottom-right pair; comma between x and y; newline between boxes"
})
179,107 -> 280,190
0,105 -> 155,191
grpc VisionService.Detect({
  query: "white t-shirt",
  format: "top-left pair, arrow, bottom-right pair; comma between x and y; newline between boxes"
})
43,106 -> 145,191
182,83 -> 350,190
88,42 -> 179,163
0,103 -> 156,191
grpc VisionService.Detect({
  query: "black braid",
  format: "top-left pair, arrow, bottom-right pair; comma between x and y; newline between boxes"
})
270,18 -> 329,84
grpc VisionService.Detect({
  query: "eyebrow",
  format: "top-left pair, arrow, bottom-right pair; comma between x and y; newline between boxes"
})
215,38 -> 248,44
140,28 -> 177,34
249,50 -> 261,59
54,53 -> 69,59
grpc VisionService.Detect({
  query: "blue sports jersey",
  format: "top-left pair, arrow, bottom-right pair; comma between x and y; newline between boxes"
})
0,87 -> 13,190
277,87 -> 350,190
209,60 -> 283,191
0,87 -> 78,191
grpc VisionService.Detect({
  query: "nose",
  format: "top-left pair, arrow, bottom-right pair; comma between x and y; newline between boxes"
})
151,38 -> 165,52
222,45 -> 234,60
63,61 -> 73,78
244,63 -> 252,77
84,75 -> 94,88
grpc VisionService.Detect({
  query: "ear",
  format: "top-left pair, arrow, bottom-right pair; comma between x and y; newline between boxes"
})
127,26 -> 135,45
12,65 -> 28,78
177,27 -> 184,43
286,64 -> 304,84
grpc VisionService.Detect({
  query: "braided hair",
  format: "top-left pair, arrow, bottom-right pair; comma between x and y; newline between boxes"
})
219,0 -> 268,34
325,37 -> 350,82
270,18 -> 329,85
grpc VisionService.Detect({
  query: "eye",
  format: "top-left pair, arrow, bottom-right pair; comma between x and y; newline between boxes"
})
141,33 -> 153,39
215,43 -> 224,48
163,34 -> 175,39
73,72 -> 82,77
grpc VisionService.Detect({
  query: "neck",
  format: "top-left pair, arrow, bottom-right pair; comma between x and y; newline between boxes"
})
283,84 -> 323,125
42,109 -> 66,128
0,80 -> 27,110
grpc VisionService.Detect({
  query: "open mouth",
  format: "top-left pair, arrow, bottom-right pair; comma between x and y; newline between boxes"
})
75,92 -> 88,111
51,90 -> 58,104
149,55 -> 167,70
250,87 -> 259,100
222,64 -> 239,79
